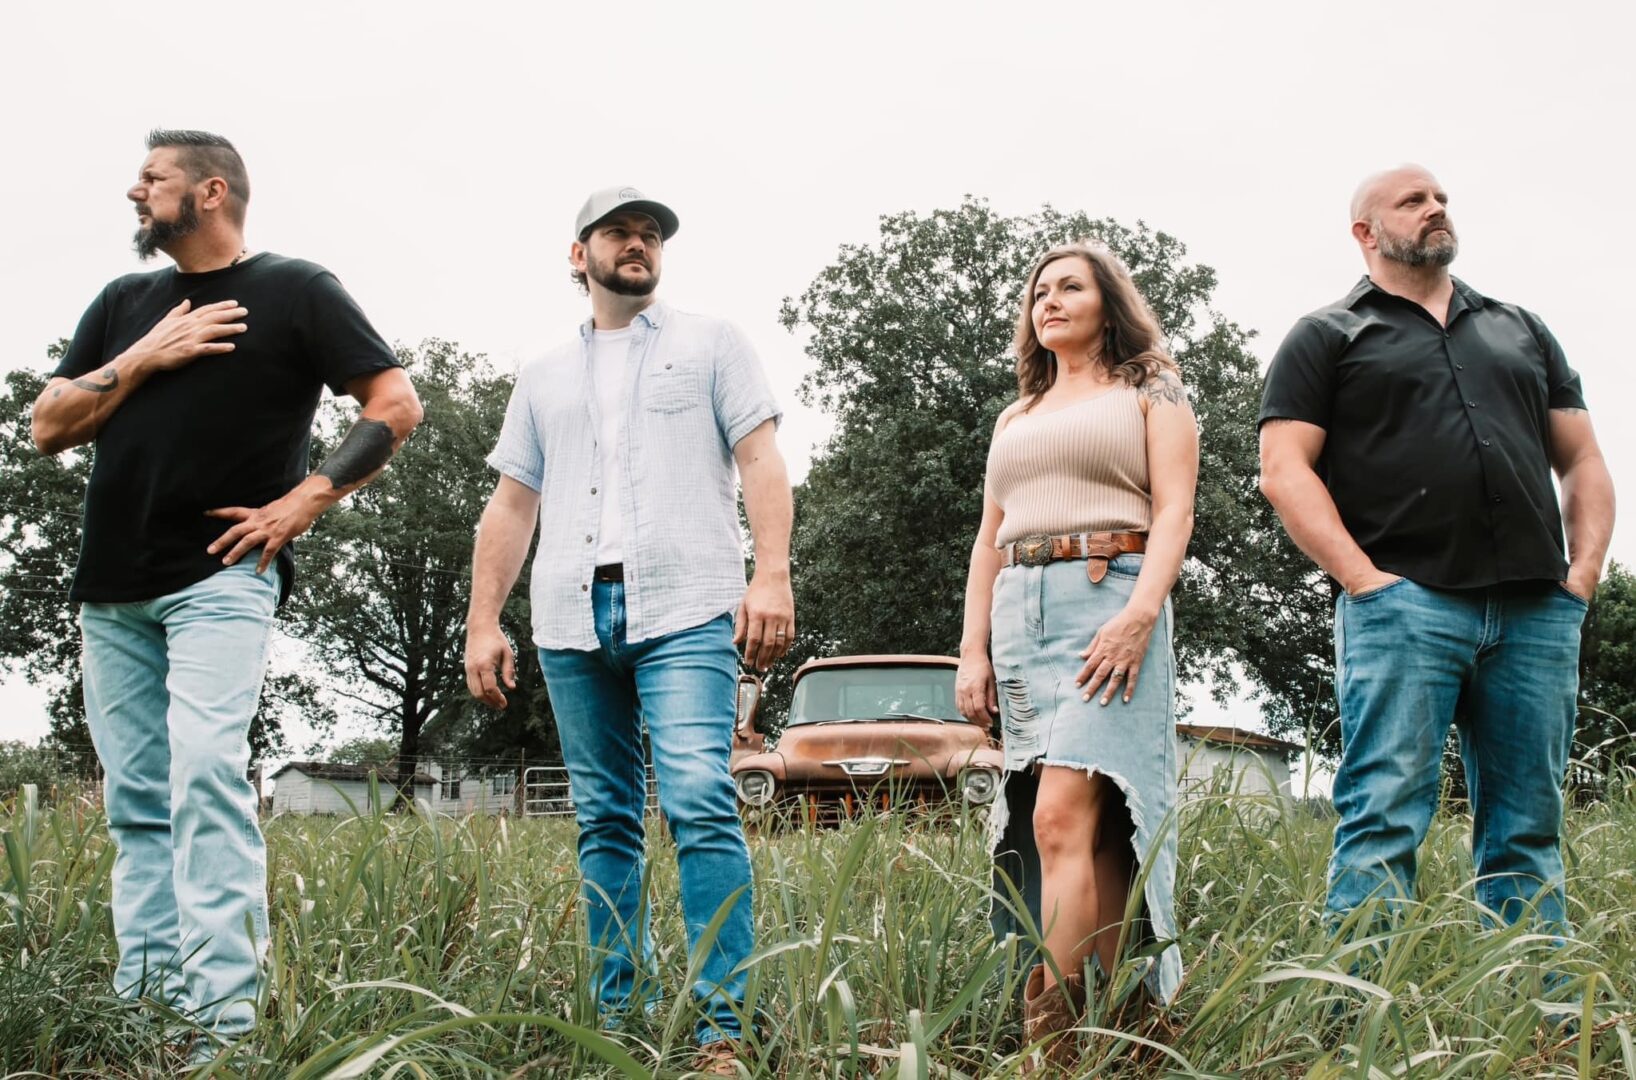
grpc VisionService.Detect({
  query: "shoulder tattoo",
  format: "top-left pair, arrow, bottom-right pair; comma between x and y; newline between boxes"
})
1141,370 -> 1188,407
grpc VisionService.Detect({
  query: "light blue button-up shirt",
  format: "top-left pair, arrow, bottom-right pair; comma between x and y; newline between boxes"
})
488,302 -> 781,650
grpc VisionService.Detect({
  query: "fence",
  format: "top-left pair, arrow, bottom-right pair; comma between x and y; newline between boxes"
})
522,765 -> 660,818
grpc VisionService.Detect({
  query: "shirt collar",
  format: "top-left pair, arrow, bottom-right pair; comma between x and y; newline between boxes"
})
1343,274 -> 1488,313
578,300 -> 667,340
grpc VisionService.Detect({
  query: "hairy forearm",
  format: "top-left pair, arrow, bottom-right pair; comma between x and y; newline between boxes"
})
740,450 -> 793,578
1561,455 -> 1616,576
468,496 -> 537,626
1127,504 -> 1193,616
959,543 -> 1002,657
31,349 -> 159,454
1260,464 -> 1377,589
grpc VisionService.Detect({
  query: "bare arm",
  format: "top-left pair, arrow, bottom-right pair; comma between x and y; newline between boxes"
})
1549,408 -> 1616,598
955,483 -> 1006,723
1258,418 -> 1398,596
734,418 -> 795,671
31,298 -> 248,455
464,474 -> 543,708
206,366 -> 424,572
1076,373 -> 1199,704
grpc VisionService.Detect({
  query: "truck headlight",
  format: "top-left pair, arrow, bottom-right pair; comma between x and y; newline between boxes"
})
736,769 -> 776,807
960,768 -> 999,805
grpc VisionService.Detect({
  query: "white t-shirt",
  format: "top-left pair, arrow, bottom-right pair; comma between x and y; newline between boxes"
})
592,326 -> 632,564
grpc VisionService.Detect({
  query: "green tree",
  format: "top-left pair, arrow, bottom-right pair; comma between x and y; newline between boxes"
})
324,733 -> 399,767
775,199 -> 1335,744
1577,561 -> 1636,779
287,340 -> 556,804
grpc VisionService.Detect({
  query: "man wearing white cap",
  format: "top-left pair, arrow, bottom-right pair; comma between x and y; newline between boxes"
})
464,186 -> 793,1072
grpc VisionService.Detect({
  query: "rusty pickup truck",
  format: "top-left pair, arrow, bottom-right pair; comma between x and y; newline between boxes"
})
731,654 -> 1003,819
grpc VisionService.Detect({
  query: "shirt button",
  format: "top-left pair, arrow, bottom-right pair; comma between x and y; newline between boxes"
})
591,487 -> 598,495
664,362 -> 673,370
1466,401 -> 1478,408
1455,364 -> 1465,370
581,583 -> 589,592
1482,439 -> 1492,447
585,535 -> 593,543
1492,495 -> 1503,504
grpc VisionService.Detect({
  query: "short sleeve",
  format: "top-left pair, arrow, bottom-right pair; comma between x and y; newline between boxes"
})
1524,312 -> 1586,411
53,285 -> 116,380
1258,316 -> 1339,430
485,366 -> 545,491
292,271 -> 402,396
711,321 -> 781,448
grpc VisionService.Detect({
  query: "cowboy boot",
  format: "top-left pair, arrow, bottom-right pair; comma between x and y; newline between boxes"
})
1022,964 -> 1086,1073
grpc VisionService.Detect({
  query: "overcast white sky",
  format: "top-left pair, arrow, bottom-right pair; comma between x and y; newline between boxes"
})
2,1 -> 1632,751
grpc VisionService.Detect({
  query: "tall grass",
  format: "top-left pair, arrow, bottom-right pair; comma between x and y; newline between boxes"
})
3,769 -> 1634,1078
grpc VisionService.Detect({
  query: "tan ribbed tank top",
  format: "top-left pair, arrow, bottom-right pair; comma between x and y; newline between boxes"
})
988,387 -> 1150,547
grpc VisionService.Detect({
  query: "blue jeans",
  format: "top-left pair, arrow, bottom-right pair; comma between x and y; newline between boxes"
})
80,561 -> 279,1038
1327,577 -> 1585,927
537,583 -> 754,1046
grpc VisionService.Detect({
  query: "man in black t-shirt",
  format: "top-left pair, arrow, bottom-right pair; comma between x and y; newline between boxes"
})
1258,165 -> 1615,930
31,130 -> 422,1046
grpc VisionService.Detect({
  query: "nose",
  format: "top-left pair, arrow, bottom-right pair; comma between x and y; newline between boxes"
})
127,183 -> 144,204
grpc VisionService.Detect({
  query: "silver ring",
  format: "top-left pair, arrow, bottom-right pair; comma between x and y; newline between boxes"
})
774,631 -> 787,638
1110,668 -> 1126,678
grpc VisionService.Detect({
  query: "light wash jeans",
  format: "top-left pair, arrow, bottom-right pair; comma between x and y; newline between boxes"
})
81,560 -> 279,1038
1327,577 -> 1586,927
537,582 -> 754,1046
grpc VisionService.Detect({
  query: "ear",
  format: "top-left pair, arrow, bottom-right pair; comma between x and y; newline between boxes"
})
569,240 -> 588,272
198,176 -> 231,213
1350,219 -> 1375,250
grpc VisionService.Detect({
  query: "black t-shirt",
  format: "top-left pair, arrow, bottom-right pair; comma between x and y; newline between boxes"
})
1257,275 -> 1585,589
54,252 -> 400,604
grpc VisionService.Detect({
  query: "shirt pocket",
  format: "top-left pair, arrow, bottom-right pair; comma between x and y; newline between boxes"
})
642,356 -> 710,414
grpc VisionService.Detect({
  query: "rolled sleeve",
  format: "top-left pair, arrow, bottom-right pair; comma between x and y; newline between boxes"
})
711,321 -> 782,448
1259,316 -> 1338,430
487,368 -> 544,491
1525,312 -> 1587,411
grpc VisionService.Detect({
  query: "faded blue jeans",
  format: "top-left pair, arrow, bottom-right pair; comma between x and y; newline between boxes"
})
1327,577 -> 1585,927
537,583 -> 754,1046
80,561 -> 279,1038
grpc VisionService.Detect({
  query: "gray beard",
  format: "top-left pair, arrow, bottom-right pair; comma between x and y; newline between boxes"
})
1377,224 -> 1458,268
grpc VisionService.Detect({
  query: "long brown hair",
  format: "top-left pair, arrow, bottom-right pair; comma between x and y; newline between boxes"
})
1013,242 -> 1177,409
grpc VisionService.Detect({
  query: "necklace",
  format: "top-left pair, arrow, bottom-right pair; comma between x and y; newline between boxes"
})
229,249 -> 249,267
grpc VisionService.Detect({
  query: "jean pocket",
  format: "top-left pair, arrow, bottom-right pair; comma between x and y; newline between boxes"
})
1554,582 -> 1591,608
1104,554 -> 1144,579
1344,577 -> 1409,604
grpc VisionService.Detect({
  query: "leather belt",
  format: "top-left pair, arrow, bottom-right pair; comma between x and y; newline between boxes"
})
593,563 -> 624,583
999,532 -> 1146,583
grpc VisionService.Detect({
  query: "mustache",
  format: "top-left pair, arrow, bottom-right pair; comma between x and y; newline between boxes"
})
617,255 -> 652,269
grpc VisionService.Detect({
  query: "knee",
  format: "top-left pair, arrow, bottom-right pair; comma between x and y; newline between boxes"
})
1032,794 -> 1096,864
657,769 -> 739,835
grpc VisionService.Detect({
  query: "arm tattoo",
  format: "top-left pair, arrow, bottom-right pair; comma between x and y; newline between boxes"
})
316,418 -> 397,489
71,368 -> 120,394
1141,370 -> 1188,407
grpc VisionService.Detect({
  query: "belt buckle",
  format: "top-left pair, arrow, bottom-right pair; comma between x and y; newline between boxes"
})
1016,534 -> 1053,567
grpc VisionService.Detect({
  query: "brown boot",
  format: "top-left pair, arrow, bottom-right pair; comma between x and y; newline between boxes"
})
1022,964 -> 1086,1073
691,1038 -> 743,1077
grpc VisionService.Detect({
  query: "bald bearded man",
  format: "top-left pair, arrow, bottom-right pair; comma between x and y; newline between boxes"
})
1256,165 -> 1614,928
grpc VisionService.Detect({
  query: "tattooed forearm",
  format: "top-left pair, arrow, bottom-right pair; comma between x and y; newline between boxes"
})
67,368 -> 120,395
316,418 -> 397,489
1142,370 -> 1188,407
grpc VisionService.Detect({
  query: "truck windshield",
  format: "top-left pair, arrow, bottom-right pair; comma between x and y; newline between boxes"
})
787,666 -> 964,727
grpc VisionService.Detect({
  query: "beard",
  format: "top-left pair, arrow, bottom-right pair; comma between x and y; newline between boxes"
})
1375,219 -> 1458,268
586,251 -> 659,297
133,192 -> 201,261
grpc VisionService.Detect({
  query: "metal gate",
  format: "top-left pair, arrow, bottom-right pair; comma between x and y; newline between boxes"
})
522,765 -> 660,817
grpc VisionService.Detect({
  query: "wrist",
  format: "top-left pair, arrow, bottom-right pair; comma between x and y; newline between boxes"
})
959,640 -> 989,660
752,560 -> 791,582
296,474 -> 341,512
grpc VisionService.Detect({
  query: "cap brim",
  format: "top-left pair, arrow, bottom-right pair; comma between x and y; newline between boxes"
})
580,200 -> 679,241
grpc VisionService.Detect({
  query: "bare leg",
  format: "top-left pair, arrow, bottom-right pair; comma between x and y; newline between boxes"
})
1034,765 -> 1108,989
1089,792 -> 1135,979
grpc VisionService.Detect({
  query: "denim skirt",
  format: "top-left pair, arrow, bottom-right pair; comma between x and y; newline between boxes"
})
987,553 -> 1182,1004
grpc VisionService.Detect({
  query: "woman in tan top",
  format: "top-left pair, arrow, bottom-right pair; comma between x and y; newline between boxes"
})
957,241 -> 1198,1069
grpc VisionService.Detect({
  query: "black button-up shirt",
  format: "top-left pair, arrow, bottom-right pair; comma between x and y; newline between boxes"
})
1258,275 -> 1585,589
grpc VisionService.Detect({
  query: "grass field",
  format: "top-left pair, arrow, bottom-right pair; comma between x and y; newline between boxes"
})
3,772 -> 1634,1078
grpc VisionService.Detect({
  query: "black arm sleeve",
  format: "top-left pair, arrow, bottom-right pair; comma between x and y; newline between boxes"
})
1258,316 -> 1339,430
52,285 -> 115,380
1523,310 -> 1587,411
293,271 -> 402,396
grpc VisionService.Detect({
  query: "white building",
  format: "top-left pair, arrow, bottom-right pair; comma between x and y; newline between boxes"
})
1176,725 -> 1302,799
268,761 -> 436,815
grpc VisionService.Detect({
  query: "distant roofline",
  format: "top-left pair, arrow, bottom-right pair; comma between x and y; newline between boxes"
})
1175,724 -> 1304,755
